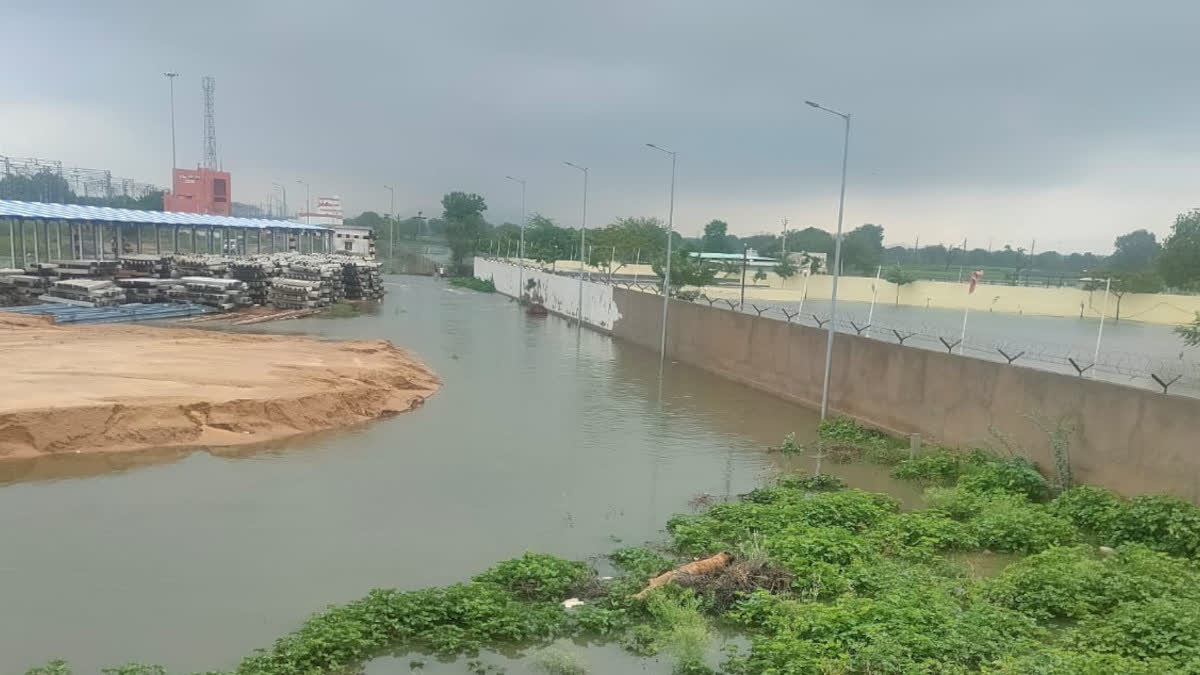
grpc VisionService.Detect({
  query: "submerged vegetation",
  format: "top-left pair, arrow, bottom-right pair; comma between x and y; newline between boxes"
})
449,276 -> 497,293
28,418 -> 1200,674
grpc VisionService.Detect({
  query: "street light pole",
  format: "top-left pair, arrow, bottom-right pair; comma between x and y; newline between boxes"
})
297,179 -> 310,224
383,184 -> 395,260
272,182 -> 287,220
646,143 -> 677,370
164,72 -> 178,184
563,162 -> 588,329
805,100 -> 852,420
506,175 -> 527,301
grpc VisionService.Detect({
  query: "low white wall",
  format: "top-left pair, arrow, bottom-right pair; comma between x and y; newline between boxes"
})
474,257 -> 622,332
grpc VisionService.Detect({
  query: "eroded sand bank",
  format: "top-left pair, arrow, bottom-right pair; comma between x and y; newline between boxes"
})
0,314 -> 440,458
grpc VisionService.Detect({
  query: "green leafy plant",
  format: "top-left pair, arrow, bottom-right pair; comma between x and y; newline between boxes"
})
1109,494 -> 1200,558
474,552 -> 591,602
869,511 -> 979,558
449,276 -> 497,292
1050,486 -> 1124,538
966,498 -> 1079,554
957,457 -> 1051,502
891,450 -> 969,484
609,547 -> 674,581
776,473 -> 846,492
774,432 -> 804,455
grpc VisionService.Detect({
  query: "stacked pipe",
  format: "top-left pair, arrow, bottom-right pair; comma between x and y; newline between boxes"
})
170,254 -> 231,279
117,277 -> 174,303
43,279 -> 125,307
168,277 -> 250,311
228,260 -> 274,306
120,254 -> 172,279
341,260 -> 385,300
54,259 -> 120,279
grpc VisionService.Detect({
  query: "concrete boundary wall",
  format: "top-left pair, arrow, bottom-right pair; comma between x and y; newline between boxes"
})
611,287 -> 1200,500
474,257 -> 621,332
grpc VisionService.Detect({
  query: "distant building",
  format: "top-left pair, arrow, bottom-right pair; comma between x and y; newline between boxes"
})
299,196 -> 344,227
787,251 -> 828,274
334,226 -> 375,258
163,168 -> 231,215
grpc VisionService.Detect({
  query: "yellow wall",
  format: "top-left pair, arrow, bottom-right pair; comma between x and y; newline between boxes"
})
531,258 -> 1200,326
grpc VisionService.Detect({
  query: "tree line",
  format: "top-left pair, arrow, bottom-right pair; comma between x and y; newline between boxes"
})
0,169 -> 163,211
350,193 -> 1200,296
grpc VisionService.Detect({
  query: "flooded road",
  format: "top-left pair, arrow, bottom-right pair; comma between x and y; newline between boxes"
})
0,276 -> 916,673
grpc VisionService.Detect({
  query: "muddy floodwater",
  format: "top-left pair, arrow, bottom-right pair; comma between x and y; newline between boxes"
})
0,276 -> 918,674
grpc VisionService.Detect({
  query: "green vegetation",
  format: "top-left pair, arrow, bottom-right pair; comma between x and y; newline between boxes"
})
320,302 -> 362,318
449,276 -> 497,292
28,417 -> 1200,674
1179,312 -> 1200,347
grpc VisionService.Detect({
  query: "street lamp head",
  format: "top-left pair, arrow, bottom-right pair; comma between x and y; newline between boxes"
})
805,100 -> 820,108
164,72 -> 178,78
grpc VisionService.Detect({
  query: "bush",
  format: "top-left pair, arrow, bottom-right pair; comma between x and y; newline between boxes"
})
474,552 -> 591,601
1050,486 -> 1123,538
1110,494 -> 1200,558
570,605 -> 632,637
967,499 -> 1079,554
236,583 -> 568,672
765,526 -> 878,599
985,647 -> 1169,674
725,577 -> 1039,673
869,511 -> 979,557
776,473 -> 846,492
924,486 -> 1025,521
667,490 -> 899,554
985,544 -> 1200,621
609,547 -> 674,581
984,546 -> 1108,620
1067,596 -> 1200,663
892,450 -> 967,484
958,457 -> 1050,502
449,276 -> 497,292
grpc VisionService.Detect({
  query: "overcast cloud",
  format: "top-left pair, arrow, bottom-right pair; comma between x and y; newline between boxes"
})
4,1 -> 1200,252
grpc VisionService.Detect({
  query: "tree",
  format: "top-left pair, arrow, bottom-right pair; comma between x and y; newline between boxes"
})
523,214 -> 575,265
790,227 -> 835,256
652,249 -> 717,290
1109,229 -> 1160,272
1087,270 -> 1164,321
1158,209 -> 1200,290
346,211 -> 386,229
742,234 -> 782,256
701,220 -> 731,253
441,191 -> 488,268
774,255 -> 798,280
883,265 -> 917,305
840,224 -> 885,274
753,269 -> 768,282
1178,313 -> 1200,347
586,216 -> 674,262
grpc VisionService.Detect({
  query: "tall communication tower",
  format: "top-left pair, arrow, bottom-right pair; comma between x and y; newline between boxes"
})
201,75 -> 218,170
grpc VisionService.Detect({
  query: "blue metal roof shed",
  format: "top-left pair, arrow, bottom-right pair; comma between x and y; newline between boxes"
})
0,199 -> 334,265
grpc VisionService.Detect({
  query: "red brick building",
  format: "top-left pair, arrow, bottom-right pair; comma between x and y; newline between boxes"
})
163,168 -> 231,215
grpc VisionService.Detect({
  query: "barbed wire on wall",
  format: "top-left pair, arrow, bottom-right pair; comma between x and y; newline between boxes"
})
478,257 -> 1200,400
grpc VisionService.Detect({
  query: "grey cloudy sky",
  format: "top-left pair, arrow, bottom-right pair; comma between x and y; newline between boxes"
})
4,1 -> 1200,252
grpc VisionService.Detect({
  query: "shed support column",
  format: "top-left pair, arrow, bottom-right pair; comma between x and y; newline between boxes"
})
173,225 -> 179,254
94,223 -> 102,260
116,223 -> 124,257
191,226 -> 197,253
18,219 -> 27,266
7,218 -> 14,267
55,220 -> 62,260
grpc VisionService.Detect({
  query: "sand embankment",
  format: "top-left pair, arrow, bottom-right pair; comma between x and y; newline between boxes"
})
0,314 -> 440,459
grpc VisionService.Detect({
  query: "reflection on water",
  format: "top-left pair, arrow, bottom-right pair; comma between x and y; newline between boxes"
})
0,276 -> 912,674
